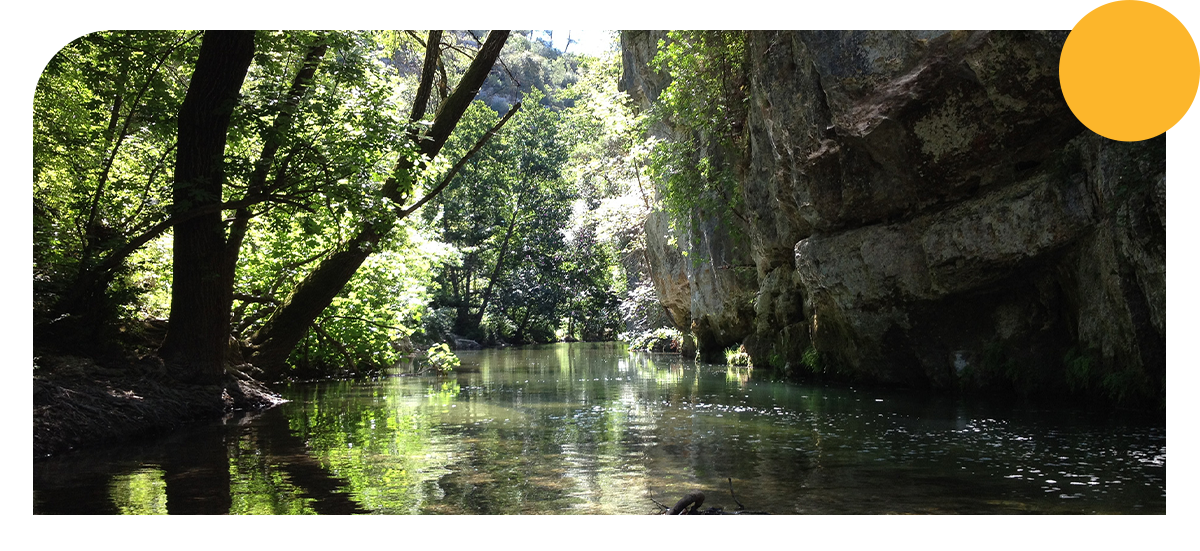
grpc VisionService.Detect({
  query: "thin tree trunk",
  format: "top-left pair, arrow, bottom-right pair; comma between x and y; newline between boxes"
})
471,197 -> 523,329
410,30 -> 442,123
158,30 -> 256,384
247,31 -> 511,376
223,39 -> 328,322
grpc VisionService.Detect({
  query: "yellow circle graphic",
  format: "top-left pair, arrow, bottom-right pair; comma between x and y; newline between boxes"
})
1060,1 -> 1200,141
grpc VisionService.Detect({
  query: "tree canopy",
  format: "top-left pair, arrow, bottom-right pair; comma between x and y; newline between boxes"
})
33,29 -> 663,381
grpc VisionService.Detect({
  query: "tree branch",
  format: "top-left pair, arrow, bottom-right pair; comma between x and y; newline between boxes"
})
325,314 -> 408,332
120,141 -> 178,230
467,30 -> 520,88
403,30 -> 426,49
77,194 -> 269,288
403,103 -> 520,219
235,303 -> 277,338
83,31 -> 204,254
728,478 -> 746,511
233,293 -> 278,305
410,30 -> 442,123
399,101 -> 521,218
311,320 -> 356,371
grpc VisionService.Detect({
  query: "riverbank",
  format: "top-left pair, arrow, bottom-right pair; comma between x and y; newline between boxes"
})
33,353 -> 283,458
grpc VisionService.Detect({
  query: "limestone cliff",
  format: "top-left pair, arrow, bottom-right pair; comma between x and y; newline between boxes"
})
621,30 -> 1165,405
621,31 -> 759,362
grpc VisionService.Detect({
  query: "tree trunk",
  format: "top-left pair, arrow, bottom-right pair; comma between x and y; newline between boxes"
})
158,30 -> 255,384
471,198 -> 523,329
247,31 -> 510,376
223,39 -> 328,333
246,226 -> 383,372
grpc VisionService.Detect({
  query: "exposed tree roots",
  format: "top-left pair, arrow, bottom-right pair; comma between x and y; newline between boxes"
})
33,353 -> 284,458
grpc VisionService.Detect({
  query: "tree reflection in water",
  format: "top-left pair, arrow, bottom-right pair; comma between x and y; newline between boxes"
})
33,343 -> 1166,514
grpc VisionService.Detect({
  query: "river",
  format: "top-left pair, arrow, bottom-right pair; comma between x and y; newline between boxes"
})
33,343 -> 1165,514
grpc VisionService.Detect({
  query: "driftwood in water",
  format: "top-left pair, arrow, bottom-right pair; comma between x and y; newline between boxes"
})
666,491 -> 706,515
727,477 -> 745,510
655,479 -> 771,515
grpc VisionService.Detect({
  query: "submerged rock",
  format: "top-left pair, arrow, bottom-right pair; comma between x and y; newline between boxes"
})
446,333 -> 482,350
622,31 -> 1165,405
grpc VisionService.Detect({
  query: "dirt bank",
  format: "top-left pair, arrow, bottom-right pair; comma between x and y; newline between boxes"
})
33,354 -> 284,458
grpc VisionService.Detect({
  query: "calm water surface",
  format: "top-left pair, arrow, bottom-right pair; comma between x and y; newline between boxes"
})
33,343 -> 1166,514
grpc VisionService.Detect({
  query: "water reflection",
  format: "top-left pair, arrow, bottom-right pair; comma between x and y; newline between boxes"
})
110,467 -> 167,515
725,366 -> 753,388
33,343 -> 1165,514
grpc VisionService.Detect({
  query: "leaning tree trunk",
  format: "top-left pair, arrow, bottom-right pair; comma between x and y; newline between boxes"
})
224,39 -> 327,279
222,38 -> 328,341
247,31 -> 511,376
245,226 -> 385,372
158,30 -> 256,384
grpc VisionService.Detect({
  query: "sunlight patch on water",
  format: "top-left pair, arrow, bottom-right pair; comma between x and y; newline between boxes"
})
109,467 -> 168,515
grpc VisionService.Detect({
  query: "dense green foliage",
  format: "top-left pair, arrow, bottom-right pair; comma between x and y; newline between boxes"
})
417,35 -> 659,347
645,31 -> 749,242
35,30 -> 506,371
560,47 -> 666,342
225,32 -> 431,374
34,31 -> 203,344
724,344 -> 752,366
625,327 -> 683,353
421,343 -> 461,374
34,29 -> 667,379
424,94 -> 577,344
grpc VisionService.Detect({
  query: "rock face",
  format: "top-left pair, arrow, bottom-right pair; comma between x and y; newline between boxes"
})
621,31 -> 1165,404
621,31 -> 759,362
